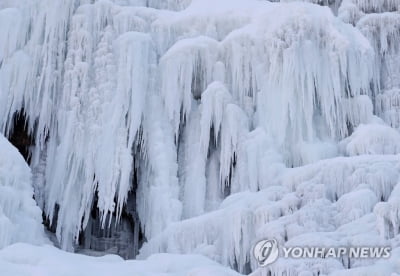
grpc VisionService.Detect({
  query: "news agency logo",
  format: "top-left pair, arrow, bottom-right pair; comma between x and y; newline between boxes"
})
253,239 -> 279,266
253,239 -> 391,267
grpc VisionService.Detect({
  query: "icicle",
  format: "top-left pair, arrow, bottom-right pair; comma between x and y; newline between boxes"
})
342,0 -> 399,14
220,104 -> 249,192
199,81 -> 232,155
376,88 -> 400,128
374,182 -> 400,239
234,128 -> 284,192
253,3 -> 375,165
159,36 -> 219,136
179,106 -> 207,218
357,12 -> 400,92
137,94 -> 182,239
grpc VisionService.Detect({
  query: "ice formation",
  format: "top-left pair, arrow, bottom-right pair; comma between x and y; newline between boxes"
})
0,0 -> 400,275
340,123 -> 400,155
0,134 -> 46,249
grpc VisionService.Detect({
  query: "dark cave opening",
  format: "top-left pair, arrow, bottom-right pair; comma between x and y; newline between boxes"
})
8,110 -> 34,164
43,203 -> 60,234
77,167 -> 146,259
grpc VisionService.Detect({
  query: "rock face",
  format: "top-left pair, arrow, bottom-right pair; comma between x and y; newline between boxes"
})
0,133 -> 46,249
7,111 -> 34,163
0,0 -> 400,274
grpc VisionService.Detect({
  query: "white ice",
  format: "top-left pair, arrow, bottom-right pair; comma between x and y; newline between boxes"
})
0,134 -> 46,249
0,0 -> 400,275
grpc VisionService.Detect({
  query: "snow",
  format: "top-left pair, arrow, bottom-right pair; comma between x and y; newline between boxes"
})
0,134 -> 46,249
0,243 -> 241,276
340,123 -> 400,155
0,0 -> 400,275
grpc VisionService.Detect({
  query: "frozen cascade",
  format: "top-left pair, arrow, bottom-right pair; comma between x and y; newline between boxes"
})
340,0 -> 400,129
0,0 -> 400,275
140,155 -> 400,273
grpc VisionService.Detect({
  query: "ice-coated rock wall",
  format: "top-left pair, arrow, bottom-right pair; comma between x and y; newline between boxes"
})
0,0 -> 399,274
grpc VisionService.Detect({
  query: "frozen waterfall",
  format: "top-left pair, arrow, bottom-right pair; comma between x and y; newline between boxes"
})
0,0 -> 400,275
